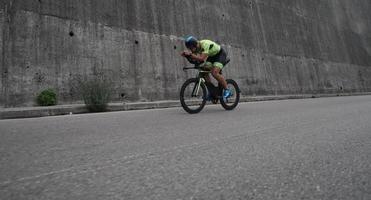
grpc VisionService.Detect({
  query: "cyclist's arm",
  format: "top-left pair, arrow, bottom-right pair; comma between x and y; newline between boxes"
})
189,53 -> 208,62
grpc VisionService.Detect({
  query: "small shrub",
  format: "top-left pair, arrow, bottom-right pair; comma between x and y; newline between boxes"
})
79,74 -> 113,112
37,89 -> 57,106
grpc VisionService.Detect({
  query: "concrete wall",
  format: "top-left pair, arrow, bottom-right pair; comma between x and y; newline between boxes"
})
1,0 -> 371,107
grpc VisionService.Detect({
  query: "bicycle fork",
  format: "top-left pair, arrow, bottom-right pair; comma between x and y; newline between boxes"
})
192,78 -> 205,97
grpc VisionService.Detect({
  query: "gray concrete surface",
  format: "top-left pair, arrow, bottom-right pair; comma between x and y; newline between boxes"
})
0,95 -> 371,199
1,0 -> 371,107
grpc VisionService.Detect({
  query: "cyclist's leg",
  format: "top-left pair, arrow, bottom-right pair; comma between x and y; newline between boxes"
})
204,73 -> 212,83
201,62 -> 215,100
209,48 -> 228,89
211,63 -> 227,89
202,61 -> 213,83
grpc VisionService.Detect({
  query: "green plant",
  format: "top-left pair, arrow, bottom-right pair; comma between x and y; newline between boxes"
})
37,89 -> 57,106
79,74 -> 113,112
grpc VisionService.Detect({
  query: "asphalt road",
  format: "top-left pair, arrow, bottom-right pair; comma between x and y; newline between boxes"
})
1,95 -> 371,200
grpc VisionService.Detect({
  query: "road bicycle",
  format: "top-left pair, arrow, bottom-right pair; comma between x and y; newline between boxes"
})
180,58 -> 240,114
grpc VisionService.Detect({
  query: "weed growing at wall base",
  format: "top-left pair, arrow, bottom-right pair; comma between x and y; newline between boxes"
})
78,73 -> 113,112
37,89 -> 57,106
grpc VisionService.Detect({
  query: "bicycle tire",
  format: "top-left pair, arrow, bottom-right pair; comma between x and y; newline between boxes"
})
220,79 -> 240,110
180,78 -> 207,114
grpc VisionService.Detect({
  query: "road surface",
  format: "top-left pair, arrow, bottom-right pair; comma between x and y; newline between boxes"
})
1,95 -> 371,199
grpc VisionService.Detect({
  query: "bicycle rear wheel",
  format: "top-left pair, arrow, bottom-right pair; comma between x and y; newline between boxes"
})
180,78 -> 207,114
220,79 -> 240,110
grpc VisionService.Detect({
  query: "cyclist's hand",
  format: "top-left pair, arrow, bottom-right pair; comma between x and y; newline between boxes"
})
181,51 -> 192,57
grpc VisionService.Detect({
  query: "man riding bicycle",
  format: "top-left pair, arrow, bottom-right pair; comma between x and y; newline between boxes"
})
181,36 -> 232,99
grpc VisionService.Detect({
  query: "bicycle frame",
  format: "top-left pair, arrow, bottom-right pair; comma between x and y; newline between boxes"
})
183,66 -> 211,97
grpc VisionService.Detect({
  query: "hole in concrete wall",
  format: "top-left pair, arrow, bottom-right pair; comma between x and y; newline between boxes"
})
135,40 -> 139,44
2,71 -> 8,78
174,45 -> 177,50
120,93 -> 126,98
242,54 -> 245,57
34,72 -> 45,83
26,66 -> 30,69
340,86 -> 343,91
69,31 -> 74,37
222,14 -> 225,17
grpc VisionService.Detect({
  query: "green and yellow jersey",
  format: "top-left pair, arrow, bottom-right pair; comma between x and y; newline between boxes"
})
199,40 -> 221,57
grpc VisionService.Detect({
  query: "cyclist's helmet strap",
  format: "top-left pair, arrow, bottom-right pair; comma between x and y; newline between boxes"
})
185,36 -> 198,49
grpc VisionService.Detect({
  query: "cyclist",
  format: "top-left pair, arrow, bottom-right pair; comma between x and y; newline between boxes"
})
181,36 -> 232,99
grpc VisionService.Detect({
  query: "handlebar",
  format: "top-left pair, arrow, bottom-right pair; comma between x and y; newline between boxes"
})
183,66 -> 200,71
183,66 -> 212,74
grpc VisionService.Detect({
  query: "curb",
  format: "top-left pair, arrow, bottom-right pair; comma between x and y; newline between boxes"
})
1,93 -> 370,120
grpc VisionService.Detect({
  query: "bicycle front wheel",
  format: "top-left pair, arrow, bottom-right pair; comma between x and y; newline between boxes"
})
180,78 -> 207,114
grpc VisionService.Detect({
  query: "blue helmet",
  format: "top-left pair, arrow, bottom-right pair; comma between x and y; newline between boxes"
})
185,36 -> 198,49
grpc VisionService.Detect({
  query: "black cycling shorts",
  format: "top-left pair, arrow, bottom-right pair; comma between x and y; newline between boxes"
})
206,48 -> 227,69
